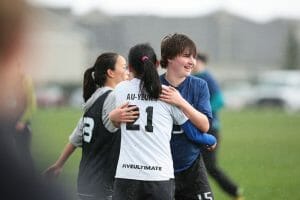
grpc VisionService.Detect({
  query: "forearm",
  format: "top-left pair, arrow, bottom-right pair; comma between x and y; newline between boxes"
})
20,77 -> 37,123
181,120 -> 216,146
178,98 -> 210,132
108,102 -> 138,127
55,143 -> 76,167
160,86 -> 210,132
111,120 -> 120,128
19,96 -> 36,123
108,109 -> 122,125
108,111 -> 121,129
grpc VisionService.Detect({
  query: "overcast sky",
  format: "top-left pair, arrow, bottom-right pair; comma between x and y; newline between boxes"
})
30,0 -> 300,22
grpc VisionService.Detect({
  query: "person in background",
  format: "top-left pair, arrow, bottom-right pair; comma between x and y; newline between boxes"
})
193,53 -> 244,200
159,33 -> 216,200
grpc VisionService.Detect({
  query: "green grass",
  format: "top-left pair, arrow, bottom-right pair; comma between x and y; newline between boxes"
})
214,108 -> 300,199
31,107 -> 300,200
31,107 -> 82,193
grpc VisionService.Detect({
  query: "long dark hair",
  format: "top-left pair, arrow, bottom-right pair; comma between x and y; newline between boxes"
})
128,43 -> 161,100
83,52 -> 119,102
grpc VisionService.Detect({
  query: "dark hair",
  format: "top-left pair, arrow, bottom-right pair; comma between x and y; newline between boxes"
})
128,43 -> 161,99
83,52 -> 119,102
196,53 -> 208,64
160,33 -> 197,68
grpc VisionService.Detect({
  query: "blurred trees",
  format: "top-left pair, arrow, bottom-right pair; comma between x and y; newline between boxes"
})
284,26 -> 300,69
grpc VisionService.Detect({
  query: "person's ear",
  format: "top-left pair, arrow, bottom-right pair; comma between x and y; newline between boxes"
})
107,68 -> 114,78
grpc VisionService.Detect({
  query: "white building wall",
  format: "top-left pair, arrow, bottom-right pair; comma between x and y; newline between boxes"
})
31,30 -> 88,84
26,8 -> 90,85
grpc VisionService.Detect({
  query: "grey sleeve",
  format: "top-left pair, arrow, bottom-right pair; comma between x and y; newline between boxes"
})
102,91 -> 119,133
69,117 -> 84,147
171,105 -> 188,125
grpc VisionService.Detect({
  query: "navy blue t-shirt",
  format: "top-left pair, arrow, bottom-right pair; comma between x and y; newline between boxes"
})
160,74 -> 213,172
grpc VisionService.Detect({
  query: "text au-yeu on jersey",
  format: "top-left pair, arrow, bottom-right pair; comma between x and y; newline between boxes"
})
126,93 -> 155,101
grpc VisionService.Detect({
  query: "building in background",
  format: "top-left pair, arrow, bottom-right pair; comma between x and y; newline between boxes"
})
28,5 -> 300,108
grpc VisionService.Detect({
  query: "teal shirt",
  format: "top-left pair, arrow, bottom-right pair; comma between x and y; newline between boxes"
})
193,71 -> 224,130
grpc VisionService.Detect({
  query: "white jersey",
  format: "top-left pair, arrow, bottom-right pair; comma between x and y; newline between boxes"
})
113,78 -> 187,181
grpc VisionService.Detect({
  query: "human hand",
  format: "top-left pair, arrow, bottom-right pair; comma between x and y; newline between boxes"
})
15,121 -> 26,131
109,102 -> 139,123
159,85 -> 185,107
43,164 -> 63,179
205,143 -> 217,152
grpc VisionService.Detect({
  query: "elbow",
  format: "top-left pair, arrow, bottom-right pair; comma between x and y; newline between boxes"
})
200,119 -> 212,133
194,114 -> 211,132
203,125 -> 209,133
201,119 -> 210,133
204,117 -> 213,132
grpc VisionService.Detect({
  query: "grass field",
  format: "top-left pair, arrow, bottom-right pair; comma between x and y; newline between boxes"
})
31,107 -> 300,199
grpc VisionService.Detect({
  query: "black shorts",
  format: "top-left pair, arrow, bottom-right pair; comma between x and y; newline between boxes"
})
113,178 -> 175,200
174,155 -> 214,200
78,193 -> 112,200
77,182 -> 113,200
78,192 -> 112,200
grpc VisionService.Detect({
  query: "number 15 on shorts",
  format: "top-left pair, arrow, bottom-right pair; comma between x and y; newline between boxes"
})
197,192 -> 213,200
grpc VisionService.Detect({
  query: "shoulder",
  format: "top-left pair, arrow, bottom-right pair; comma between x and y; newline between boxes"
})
114,81 -> 128,94
185,76 -> 210,99
93,87 -> 113,101
104,89 -> 117,108
115,81 -> 127,89
186,75 -> 208,87
115,79 -> 134,89
203,71 -> 217,83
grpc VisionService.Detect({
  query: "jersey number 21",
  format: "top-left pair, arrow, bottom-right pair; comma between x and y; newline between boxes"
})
126,106 -> 153,132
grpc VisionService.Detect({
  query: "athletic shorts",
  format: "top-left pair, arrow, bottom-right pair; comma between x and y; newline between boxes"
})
113,178 -> 175,200
174,155 -> 214,200
77,183 -> 113,200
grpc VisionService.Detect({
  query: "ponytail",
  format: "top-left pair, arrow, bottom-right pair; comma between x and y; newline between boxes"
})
128,43 -> 161,100
83,52 -> 119,102
140,58 -> 161,99
83,66 -> 96,102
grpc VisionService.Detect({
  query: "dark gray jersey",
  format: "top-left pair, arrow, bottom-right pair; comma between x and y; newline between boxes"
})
77,90 -> 120,198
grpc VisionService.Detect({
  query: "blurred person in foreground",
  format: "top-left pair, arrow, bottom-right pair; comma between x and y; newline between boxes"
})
0,0 -> 69,199
14,63 -> 37,171
193,53 -> 244,200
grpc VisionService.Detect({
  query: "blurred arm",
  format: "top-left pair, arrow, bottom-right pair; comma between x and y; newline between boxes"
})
43,143 -> 76,178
